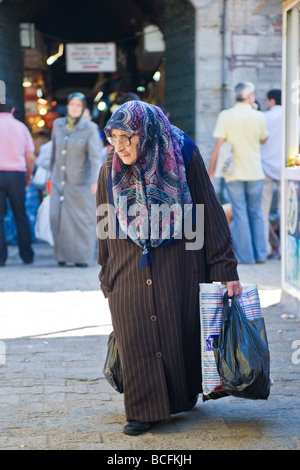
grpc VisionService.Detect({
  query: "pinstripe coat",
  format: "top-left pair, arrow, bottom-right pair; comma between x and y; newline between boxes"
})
97,145 -> 238,422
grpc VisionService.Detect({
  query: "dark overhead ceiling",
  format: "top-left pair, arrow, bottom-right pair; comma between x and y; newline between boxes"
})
20,0 -> 164,101
20,0 -> 162,46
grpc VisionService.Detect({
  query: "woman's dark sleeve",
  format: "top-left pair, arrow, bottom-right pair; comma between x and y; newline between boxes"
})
96,153 -> 114,297
186,146 -> 239,281
96,162 -> 109,267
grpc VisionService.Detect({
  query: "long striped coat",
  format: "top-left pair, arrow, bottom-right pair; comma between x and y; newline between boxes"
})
96,146 -> 238,422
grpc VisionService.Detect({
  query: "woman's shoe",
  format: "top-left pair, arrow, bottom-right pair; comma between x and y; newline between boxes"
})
75,263 -> 88,267
123,421 -> 151,436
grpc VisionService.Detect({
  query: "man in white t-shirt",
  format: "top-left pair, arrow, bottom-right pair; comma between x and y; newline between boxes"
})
260,89 -> 282,258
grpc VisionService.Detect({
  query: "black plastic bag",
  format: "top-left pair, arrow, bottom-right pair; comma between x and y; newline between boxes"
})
102,331 -> 123,393
213,292 -> 270,400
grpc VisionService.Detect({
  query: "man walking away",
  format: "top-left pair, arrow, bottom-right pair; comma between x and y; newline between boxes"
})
0,98 -> 35,266
260,89 -> 282,259
208,82 -> 268,264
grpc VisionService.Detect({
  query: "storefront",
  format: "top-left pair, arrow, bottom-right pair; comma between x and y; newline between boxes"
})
281,0 -> 300,313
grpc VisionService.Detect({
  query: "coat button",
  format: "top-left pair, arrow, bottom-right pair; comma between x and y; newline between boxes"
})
156,352 -> 162,358
146,279 -> 152,286
150,315 -> 157,322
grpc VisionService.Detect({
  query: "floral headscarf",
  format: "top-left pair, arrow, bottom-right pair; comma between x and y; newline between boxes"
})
104,100 -> 193,269
65,92 -> 86,131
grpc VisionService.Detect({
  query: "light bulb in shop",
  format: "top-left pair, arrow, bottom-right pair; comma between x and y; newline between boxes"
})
153,71 -> 161,82
47,43 -> 64,65
94,91 -> 103,102
97,101 -> 107,111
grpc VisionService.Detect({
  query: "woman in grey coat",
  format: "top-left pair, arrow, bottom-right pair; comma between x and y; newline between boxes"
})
97,101 -> 242,436
50,92 -> 102,266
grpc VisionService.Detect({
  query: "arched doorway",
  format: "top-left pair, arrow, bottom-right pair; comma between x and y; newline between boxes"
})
1,0 -> 195,138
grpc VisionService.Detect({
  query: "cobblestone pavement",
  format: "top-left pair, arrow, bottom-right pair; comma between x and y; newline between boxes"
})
0,242 -> 299,450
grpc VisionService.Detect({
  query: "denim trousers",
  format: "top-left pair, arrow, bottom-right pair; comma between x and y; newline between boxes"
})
0,171 -> 34,264
261,175 -> 281,256
225,179 -> 267,264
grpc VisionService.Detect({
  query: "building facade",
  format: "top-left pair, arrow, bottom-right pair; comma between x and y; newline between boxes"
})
0,0 -> 283,156
189,0 -> 282,162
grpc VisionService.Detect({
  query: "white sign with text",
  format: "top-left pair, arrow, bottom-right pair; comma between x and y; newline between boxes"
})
66,43 -> 116,73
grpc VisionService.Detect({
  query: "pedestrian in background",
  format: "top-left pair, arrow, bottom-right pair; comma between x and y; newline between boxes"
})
50,92 -> 102,267
260,89 -> 282,259
0,98 -> 35,266
97,101 -> 242,436
208,82 -> 268,264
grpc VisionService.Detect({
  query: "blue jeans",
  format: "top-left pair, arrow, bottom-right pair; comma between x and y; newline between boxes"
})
225,179 -> 267,264
0,171 -> 34,264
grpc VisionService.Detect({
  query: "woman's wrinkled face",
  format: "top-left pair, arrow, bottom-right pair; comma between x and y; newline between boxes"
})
111,129 -> 139,165
67,98 -> 84,118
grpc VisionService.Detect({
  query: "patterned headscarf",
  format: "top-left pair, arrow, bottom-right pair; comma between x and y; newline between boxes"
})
66,92 -> 86,131
104,101 -> 193,269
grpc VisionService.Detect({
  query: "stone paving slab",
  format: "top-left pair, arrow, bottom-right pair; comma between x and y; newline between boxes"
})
0,243 -> 300,450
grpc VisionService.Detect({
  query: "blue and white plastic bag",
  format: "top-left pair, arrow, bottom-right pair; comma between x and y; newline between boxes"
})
199,283 -> 262,401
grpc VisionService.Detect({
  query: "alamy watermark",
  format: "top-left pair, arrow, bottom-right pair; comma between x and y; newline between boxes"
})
0,340 -> 6,365
96,199 -> 204,250
292,340 -> 300,365
0,80 -> 6,104
291,80 -> 300,104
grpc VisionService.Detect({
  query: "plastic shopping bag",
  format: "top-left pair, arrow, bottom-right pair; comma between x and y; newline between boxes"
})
34,195 -> 54,246
215,142 -> 234,178
213,292 -> 270,400
32,167 -> 51,190
102,331 -> 123,393
199,283 -> 265,401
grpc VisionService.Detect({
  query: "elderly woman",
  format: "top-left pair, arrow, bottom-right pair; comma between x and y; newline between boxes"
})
96,101 -> 242,435
50,92 -> 102,267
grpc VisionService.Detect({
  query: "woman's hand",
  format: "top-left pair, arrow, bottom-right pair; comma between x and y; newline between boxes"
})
221,280 -> 243,297
91,183 -> 97,195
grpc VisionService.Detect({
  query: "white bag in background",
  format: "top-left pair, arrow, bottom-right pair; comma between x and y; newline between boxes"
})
32,167 -> 51,189
215,142 -> 234,178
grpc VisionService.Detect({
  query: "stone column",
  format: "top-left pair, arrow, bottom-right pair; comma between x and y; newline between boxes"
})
0,0 -> 24,120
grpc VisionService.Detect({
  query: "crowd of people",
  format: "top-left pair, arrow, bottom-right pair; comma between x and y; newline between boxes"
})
0,83 -> 283,269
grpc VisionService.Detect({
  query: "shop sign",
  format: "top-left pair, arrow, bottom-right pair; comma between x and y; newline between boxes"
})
66,43 -> 116,73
